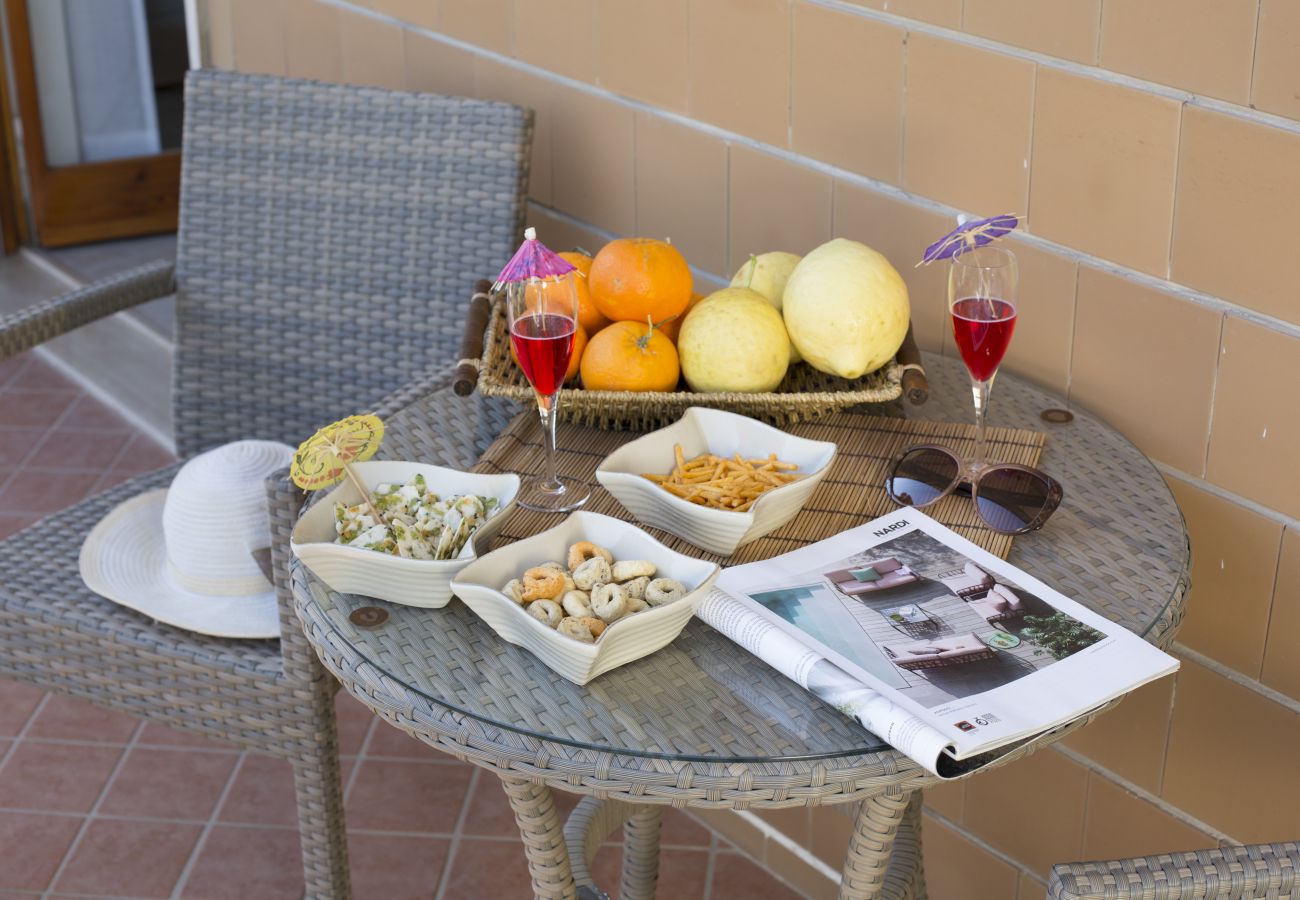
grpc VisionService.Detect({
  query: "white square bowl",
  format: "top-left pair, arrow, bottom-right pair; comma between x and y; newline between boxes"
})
449,511 -> 720,685
290,461 -> 519,609
595,407 -> 837,556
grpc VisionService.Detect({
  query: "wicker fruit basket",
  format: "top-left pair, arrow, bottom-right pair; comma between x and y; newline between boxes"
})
454,280 -> 927,431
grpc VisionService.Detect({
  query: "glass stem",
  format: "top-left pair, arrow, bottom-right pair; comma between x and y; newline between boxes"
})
971,376 -> 994,470
536,391 -> 562,491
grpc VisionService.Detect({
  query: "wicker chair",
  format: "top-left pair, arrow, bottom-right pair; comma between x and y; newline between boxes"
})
0,69 -> 531,899
1048,841 -> 1299,898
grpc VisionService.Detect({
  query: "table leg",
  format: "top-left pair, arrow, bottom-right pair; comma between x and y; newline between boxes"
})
839,789 -> 925,900
500,777 -> 577,899
620,805 -> 663,900
562,796 -> 662,900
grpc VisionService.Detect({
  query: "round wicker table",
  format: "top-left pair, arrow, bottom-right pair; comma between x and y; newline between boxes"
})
290,353 -> 1188,900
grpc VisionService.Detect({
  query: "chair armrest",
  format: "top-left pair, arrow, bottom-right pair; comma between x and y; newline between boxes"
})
370,364 -> 457,420
0,260 -> 175,362
1047,842 -> 1299,899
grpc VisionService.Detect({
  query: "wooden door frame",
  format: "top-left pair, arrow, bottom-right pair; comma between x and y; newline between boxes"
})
3,0 -> 179,247
0,7 -> 23,254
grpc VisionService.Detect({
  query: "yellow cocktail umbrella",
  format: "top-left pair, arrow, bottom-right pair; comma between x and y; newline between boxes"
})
292,414 -> 387,524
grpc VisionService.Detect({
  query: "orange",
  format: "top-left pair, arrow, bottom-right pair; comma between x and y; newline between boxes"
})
558,251 -> 610,336
511,323 -> 587,383
588,238 -> 693,324
580,320 -> 680,392
657,292 -> 706,344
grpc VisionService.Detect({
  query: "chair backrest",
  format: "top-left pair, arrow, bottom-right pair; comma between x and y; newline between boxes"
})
172,69 -> 532,457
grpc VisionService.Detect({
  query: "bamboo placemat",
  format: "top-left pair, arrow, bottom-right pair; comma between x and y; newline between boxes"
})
471,412 -> 1046,562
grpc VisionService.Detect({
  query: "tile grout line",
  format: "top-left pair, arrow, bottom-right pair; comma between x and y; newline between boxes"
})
1171,641 -> 1300,714
432,765 -> 482,900
170,749 -> 250,899
0,691 -> 51,778
1051,744 -> 1235,845
0,378 -> 89,502
700,834 -> 718,900
40,718 -> 146,898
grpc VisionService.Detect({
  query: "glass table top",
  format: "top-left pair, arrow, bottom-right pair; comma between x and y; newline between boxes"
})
293,352 -> 1189,764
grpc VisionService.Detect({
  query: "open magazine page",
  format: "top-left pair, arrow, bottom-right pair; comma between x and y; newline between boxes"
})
705,508 -> 1178,767
696,592 -> 955,775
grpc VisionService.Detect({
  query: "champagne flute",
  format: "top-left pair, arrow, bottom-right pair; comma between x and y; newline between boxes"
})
948,246 -> 1018,470
506,272 -> 590,512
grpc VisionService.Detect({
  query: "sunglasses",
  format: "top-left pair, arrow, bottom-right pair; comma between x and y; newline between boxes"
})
884,444 -> 1063,535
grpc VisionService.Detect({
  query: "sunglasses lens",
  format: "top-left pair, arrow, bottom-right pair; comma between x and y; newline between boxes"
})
888,448 -> 959,507
976,467 -> 1056,532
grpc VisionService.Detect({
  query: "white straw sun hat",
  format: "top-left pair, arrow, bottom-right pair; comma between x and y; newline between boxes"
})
79,440 -> 295,638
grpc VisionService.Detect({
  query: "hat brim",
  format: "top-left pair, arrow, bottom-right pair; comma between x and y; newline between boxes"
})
79,490 -> 280,639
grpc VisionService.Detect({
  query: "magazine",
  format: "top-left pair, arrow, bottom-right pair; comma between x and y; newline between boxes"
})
695,507 -> 1178,778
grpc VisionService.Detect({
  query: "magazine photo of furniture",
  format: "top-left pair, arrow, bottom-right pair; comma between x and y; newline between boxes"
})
882,633 -> 997,671
797,528 -> 1106,709
968,582 -> 1027,625
825,557 -> 919,596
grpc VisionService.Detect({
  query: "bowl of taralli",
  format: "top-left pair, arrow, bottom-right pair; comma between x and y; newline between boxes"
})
449,511 -> 720,684
596,407 -> 837,556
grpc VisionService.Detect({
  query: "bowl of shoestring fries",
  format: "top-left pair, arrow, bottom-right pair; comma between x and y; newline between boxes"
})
595,407 -> 837,556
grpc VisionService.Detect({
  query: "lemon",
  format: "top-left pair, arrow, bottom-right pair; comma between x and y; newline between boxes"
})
730,251 -> 803,364
678,288 -> 790,393
783,238 -> 910,379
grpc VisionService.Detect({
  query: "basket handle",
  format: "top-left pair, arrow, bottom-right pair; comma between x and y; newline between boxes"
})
896,323 -> 929,406
454,279 -> 494,396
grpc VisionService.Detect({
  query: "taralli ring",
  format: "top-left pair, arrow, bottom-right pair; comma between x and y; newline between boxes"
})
521,566 -> 566,602
560,590 -> 593,618
567,541 -> 613,571
502,579 -> 526,604
572,557 -> 612,591
591,582 -> 630,622
645,578 -> 687,606
611,560 -> 656,582
527,598 -> 563,628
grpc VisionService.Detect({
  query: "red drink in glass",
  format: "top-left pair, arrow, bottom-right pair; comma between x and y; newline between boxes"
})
950,296 -> 1017,382
511,312 -> 575,396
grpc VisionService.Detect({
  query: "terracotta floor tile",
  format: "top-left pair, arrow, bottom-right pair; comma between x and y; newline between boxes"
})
344,758 -> 472,834
64,395 -> 133,431
2,391 -> 76,429
0,742 -> 123,813
53,819 -> 202,898
0,470 -> 101,514
334,691 -> 376,757
710,850 -> 804,899
0,679 -> 45,736
365,720 -> 448,760
92,468 -> 138,494
99,747 -> 237,820
181,826 -> 305,900
27,694 -> 139,743
111,435 -> 177,474
0,430 -> 43,467
9,360 -> 76,391
0,514 -> 36,539
461,774 -> 579,838
0,354 -> 29,387
347,831 -> 449,899
218,754 -> 299,827
31,428 -> 132,471
137,721 -> 237,751
440,837 -> 535,898
0,811 -> 83,891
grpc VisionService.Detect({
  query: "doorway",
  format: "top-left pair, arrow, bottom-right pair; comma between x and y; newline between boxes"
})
1,0 -> 190,248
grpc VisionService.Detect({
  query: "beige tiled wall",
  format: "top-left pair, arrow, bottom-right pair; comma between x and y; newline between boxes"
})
206,0 -> 1300,891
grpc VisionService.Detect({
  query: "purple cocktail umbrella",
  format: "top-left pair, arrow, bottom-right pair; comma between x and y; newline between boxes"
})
493,227 -> 576,291
917,213 -> 1019,266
